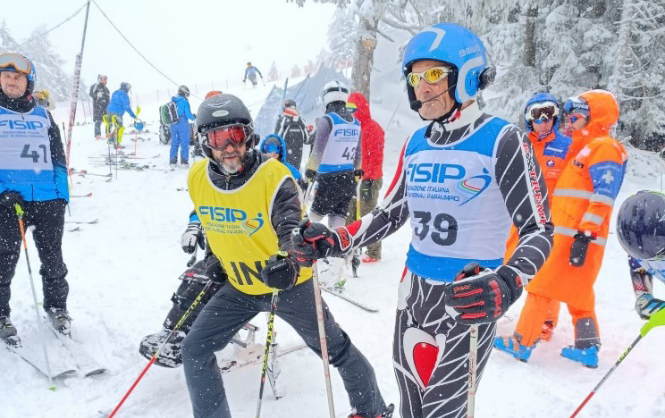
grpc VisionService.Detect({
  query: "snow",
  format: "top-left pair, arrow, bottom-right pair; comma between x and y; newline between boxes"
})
3,78 -> 665,418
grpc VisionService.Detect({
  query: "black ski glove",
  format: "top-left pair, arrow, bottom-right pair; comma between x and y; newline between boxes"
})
290,218 -> 352,267
0,191 -> 24,211
569,232 -> 593,267
181,221 -> 205,254
204,257 -> 227,285
444,263 -> 523,325
260,251 -> 300,290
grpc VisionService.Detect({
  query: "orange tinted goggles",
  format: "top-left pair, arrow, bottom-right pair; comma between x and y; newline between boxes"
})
206,125 -> 249,149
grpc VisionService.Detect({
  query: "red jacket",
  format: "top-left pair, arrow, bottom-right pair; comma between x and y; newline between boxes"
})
348,92 -> 384,180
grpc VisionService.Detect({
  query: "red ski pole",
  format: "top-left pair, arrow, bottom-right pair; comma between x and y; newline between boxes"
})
106,280 -> 213,418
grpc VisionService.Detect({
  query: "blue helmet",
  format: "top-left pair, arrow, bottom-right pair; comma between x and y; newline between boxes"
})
402,23 -> 491,107
617,190 -> 665,261
524,92 -> 560,131
0,52 -> 37,97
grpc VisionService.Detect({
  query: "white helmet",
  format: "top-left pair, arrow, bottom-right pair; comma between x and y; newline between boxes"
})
322,80 -> 349,107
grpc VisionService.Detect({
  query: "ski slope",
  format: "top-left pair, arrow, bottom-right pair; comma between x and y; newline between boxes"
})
2,82 -> 665,418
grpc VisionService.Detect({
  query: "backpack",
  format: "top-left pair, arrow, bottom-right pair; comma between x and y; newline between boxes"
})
160,101 -> 179,125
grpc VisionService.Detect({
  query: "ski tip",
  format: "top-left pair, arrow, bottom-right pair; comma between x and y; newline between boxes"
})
49,385 -> 57,391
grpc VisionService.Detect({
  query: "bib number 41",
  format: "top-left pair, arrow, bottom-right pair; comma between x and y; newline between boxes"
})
21,144 -> 48,164
413,211 -> 458,246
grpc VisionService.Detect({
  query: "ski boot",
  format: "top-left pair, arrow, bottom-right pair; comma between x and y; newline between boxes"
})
493,335 -> 534,362
0,316 -> 20,347
561,345 -> 599,368
45,308 -> 72,336
349,403 -> 395,418
139,328 -> 186,368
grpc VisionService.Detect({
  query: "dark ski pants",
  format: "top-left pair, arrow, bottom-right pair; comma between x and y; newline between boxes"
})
393,271 -> 495,418
170,120 -> 190,164
284,136 -> 303,170
182,279 -> 386,418
0,199 -> 69,317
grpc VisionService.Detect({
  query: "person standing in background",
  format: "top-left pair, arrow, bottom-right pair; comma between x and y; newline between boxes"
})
89,74 -> 110,140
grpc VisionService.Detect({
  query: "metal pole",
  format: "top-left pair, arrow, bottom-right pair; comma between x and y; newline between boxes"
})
312,263 -> 335,418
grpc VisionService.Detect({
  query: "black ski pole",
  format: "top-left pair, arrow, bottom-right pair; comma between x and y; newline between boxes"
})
254,290 -> 279,418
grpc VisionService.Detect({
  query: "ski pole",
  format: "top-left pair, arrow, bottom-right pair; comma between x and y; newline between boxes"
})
255,290 -> 279,418
186,246 -> 198,268
106,280 -> 215,418
466,324 -> 478,418
15,204 -> 55,391
569,307 -> 665,418
311,262 -> 336,418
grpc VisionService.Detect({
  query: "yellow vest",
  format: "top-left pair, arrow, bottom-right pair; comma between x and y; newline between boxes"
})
188,158 -> 312,295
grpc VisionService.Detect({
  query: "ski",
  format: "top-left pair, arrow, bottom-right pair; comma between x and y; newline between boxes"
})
71,192 -> 93,198
46,324 -> 107,377
5,343 -> 77,380
4,328 -> 78,381
70,169 -> 112,178
320,284 -> 379,313
66,219 -> 99,225
219,343 -> 307,373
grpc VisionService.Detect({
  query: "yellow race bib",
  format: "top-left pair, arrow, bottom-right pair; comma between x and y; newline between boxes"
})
188,158 -> 311,295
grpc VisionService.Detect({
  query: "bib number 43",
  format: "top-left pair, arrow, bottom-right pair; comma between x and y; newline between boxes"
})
21,144 -> 48,163
413,211 -> 457,246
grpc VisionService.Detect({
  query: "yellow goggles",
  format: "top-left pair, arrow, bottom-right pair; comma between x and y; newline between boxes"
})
407,67 -> 451,88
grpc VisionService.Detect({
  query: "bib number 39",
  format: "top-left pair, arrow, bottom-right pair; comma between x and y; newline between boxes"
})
413,211 -> 458,246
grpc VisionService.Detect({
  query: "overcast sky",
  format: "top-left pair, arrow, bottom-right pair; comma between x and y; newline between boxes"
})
5,0 -> 337,95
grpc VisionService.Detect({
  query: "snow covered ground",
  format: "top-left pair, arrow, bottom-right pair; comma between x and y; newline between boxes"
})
2,80 -> 665,418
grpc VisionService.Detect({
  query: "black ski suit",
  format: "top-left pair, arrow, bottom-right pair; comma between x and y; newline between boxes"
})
275,112 -> 308,169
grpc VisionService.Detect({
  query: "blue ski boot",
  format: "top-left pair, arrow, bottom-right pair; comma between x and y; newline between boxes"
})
561,345 -> 599,368
493,336 -> 534,362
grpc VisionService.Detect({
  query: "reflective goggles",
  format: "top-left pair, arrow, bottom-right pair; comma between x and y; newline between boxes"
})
264,143 -> 281,154
527,102 -> 558,124
566,113 -> 589,124
407,66 -> 451,88
205,124 -> 249,150
0,53 -> 32,75
346,102 -> 358,113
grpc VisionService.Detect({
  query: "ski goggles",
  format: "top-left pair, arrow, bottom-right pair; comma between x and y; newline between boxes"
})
527,102 -> 558,124
407,66 -> 451,88
264,143 -> 281,154
0,53 -> 32,75
205,124 -> 250,150
346,102 -> 358,113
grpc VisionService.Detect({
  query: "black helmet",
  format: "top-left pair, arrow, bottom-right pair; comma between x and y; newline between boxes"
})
178,85 -> 190,98
283,99 -> 296,110
120,82 -> 131,92
196,94 -> 257,156
617,190 -> 665,261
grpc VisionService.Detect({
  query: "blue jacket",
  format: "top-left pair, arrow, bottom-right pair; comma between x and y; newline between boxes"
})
106,90 -> 136,118
244,66 -> 262,81
172,95 -> 195,124
259,134 -> 302,180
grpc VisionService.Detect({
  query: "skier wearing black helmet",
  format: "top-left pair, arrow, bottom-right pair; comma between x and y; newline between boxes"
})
169,85 -> 196,168
616,190 -> 665,320
180,93 -> 390,418
274,99 -> 309,168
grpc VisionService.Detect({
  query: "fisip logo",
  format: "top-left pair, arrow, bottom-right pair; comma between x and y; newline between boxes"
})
406,163 -> 466,183
199,206 -> 247,222
334,128 -> 359,137
0,120 -> 44,130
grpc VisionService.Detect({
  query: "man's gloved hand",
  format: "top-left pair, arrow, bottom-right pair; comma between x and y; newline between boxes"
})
290,218 -> 352,267
444,263 -> 523,325
260,251 -> 300,290
354,169 -> 364,182
635,294 -> 665,320
570,232 -> 594,267
181,221 -> 205,254
305,169 -> 317,181
205,257 -> 227,285
0,192 -> 24,211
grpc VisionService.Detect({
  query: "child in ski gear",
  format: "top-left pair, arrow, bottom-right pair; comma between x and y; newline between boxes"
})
616,191 -> 665,320
504,90 -> 627,369
89,74 -> 110,139
0,52 -> 70,345
181,93 -> 389,418
259,133 -> 306,191
170,85 -> 196,167
274,99 -> 309,169
495,93 -> 574,356
291,23 -> 553,418
106,82 -> 136,147
243,62 -> 263,88
347,92 -> 385,262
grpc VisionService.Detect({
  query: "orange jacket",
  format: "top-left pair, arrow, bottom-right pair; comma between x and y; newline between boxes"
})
526,90 -> 628,310
504,129 -> 573,259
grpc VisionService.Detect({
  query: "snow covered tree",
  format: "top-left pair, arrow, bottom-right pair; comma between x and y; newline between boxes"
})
291,64 -> 303,78
20,25 -> 72,102
268,61 -> 280,82
328,7 -> 357,70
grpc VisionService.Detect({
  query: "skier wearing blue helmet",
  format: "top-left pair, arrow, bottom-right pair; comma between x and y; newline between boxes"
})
291,23 -> 554,418
259,133 -> 307,191
0,52 -> 71,345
